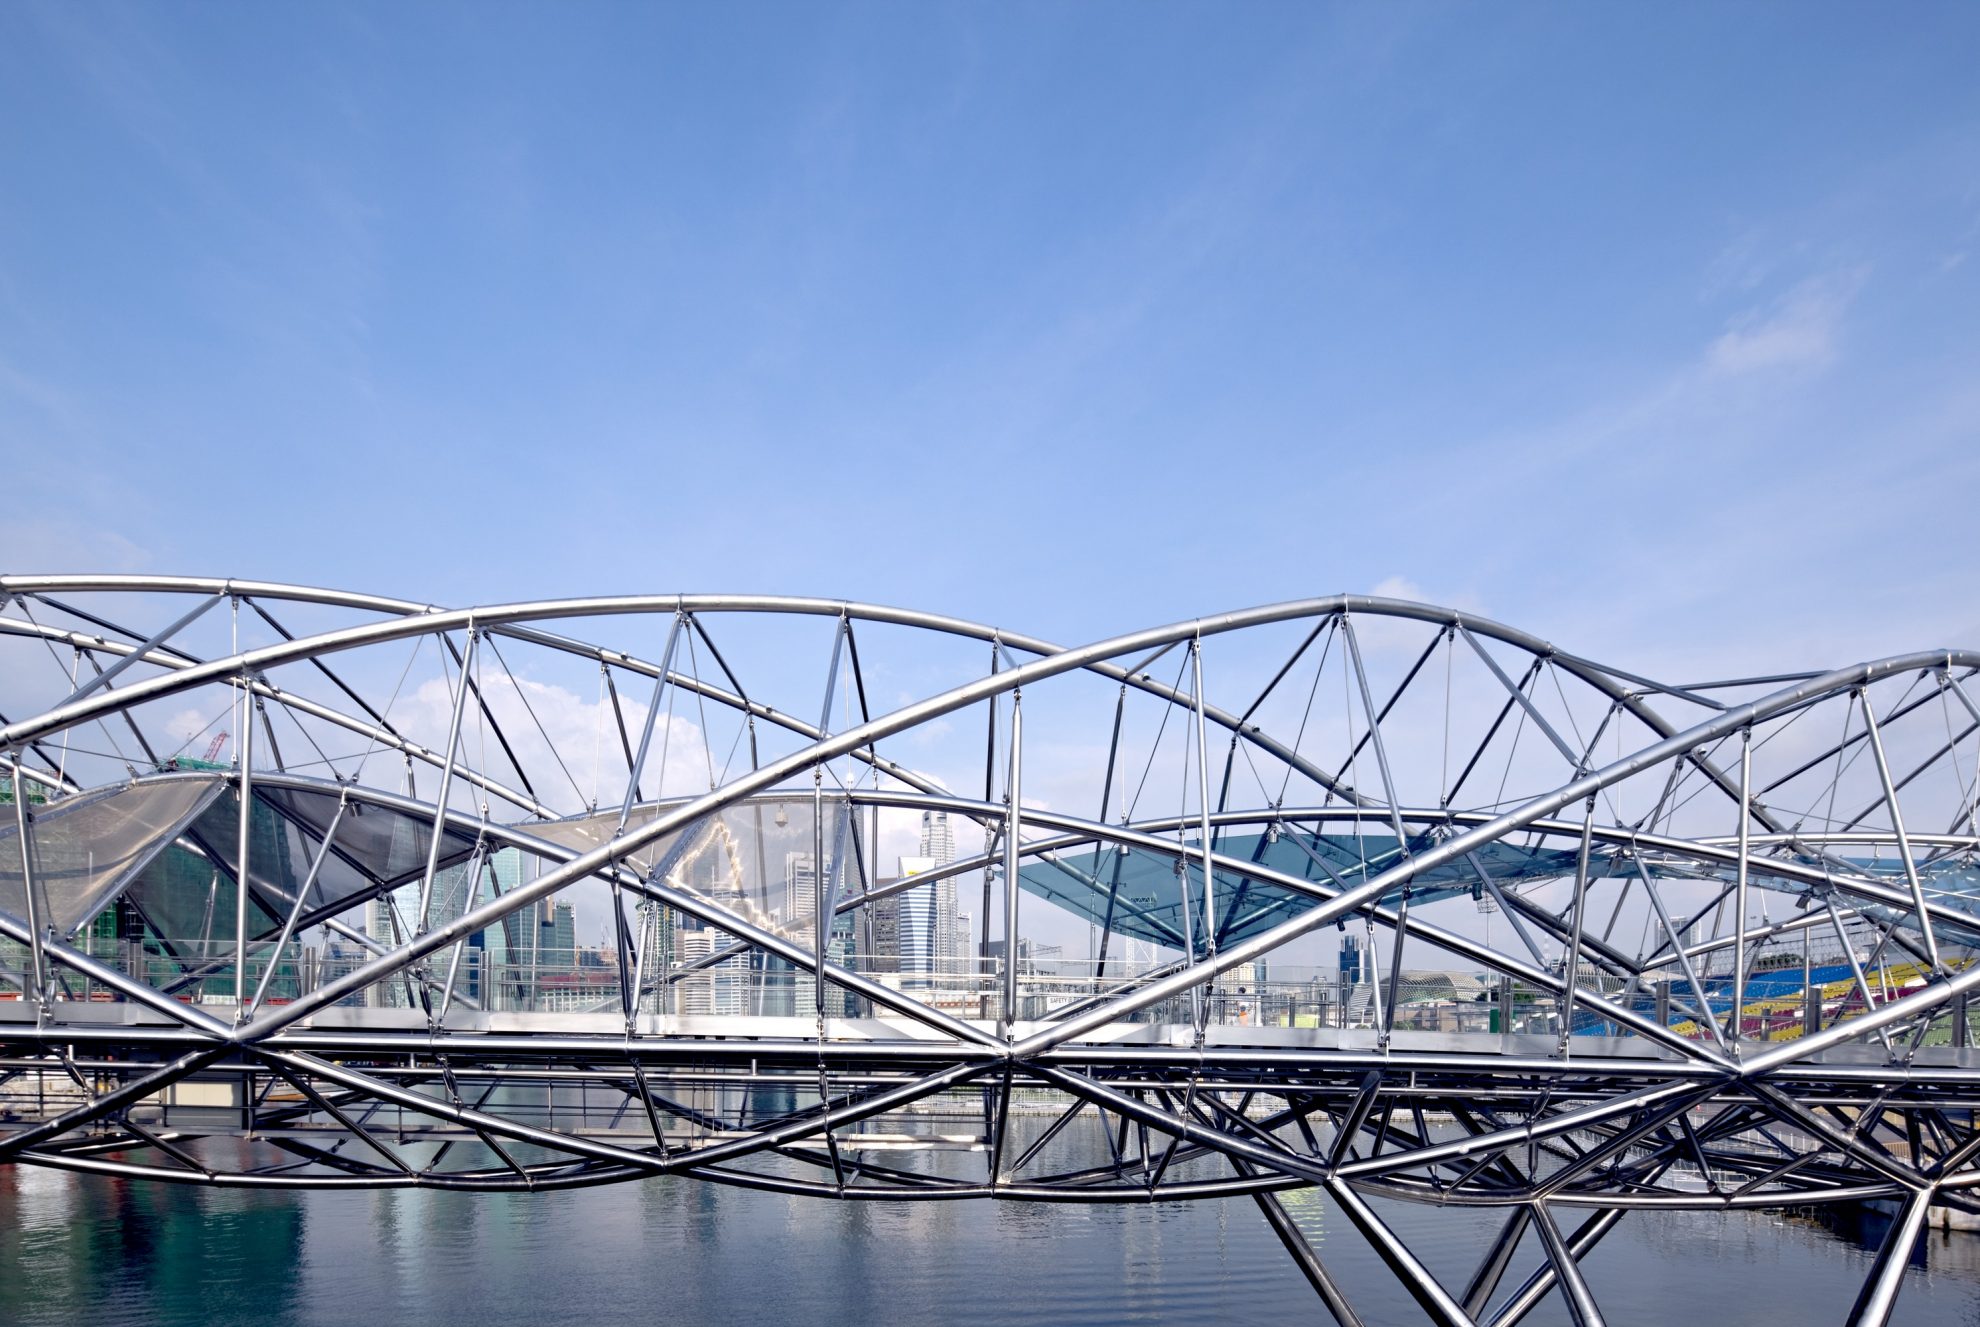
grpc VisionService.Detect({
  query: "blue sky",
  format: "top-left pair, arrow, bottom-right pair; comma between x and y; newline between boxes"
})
4,2 -> 1978,677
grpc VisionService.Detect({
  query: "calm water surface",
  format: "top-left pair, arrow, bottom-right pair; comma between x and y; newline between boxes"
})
4,1121 -> 1980,1326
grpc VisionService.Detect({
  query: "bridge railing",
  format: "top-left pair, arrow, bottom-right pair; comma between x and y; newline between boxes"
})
4,936 -> 1975,1050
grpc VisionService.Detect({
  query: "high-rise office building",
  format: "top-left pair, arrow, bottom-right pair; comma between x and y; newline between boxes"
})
899,810 -> 968,989
364,850 -> 497,1008
897,855 -> 938,989
676,924 -> 747,1017
773,852 -> 854,1018
782,851 -> 825,936
919,809 -> 955,864
634,898 -> 674,1012
532,900 -> 577,972
866,890 -> 901,972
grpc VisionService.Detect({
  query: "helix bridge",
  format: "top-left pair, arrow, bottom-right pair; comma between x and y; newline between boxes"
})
2,575 -> 1978,1325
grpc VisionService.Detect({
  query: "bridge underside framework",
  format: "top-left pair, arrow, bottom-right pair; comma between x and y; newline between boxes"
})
3,578 -> 1980,1325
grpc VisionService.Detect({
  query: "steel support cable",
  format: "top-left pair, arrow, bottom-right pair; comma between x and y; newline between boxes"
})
1447,657 -> 1542,811
262,673 -> 339,780
15,594 -> 1980,1077
0,582 -> 1708,822
682,615 -> 719,791
197,769 -> 1950,1071
1759,667 -> 1945,809
34,768 -> 1964,1077
1277,615 -> 1339,807
1330,627 -> 1447,792
1006,653 -> 1980,1068
1841,682 -> 1980,834
1908,680 -> 1980,864
16,581 -> 1786,848
478,630 -> 580,804
1124,648 -> 1193,821
14,600 -> 139,772
0,615 -> 861,823
16,592 -> 201,672
3,582 -> 1797,1029
0,610 -> 978,833
823,789 -> 1715,1060
1652,691 -> 1879,884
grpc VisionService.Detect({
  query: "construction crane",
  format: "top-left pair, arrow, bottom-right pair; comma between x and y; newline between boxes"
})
202,732 -> 229,763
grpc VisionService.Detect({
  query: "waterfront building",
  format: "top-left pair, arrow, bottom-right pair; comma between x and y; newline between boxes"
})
919,808 -> 955,862
781,850 -> 825,935
361,850 -> 518,1007
896,809 -> 971,991
769,852 -> 855,1017
518,899 -> 577,974
896,854 -> 937,991
634,897 -> 673,1013
675,924 -> 748,1017
865,888 -> 901,972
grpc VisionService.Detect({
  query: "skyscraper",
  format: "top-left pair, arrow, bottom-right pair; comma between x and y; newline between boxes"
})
919,809 -> 954,864
634,897 -> 674,1013
910,810 -> 969,985
364,853 -> 492,1009
782,851 -> 818,922
866,890 -> 901,972
776,852 -> 853,1017
676,924 -> 747,1016
896,854 -> 938,990
894,812 -> 961,991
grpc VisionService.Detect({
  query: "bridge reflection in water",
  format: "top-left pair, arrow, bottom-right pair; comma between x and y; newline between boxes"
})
7,1122 -> 1980,1327
4,577 -> 1980,1326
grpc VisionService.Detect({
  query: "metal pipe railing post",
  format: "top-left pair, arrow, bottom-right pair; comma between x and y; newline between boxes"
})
813,767 -> 826,1023
1860,688 -> 1944,974
11,760 -> 50,1014
1727,727 -> 1752,1046
248,797 -> 348,1017
233,683 -> 256,1010
415,630 -> 477,933
1190,639 -> 1218,1000
1559,795 -> 1596,1053
617,613 -> 683,827
1002,691 -> 1022,1035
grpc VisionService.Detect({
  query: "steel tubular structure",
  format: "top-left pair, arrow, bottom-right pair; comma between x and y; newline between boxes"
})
4,576 -> 1980,1324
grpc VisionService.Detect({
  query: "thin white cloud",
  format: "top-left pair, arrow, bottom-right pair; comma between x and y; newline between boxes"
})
1369,576 -> 1484,615
1706,270 -> 1863,376
379,669 -> 711,817
1369,575 -> 1426,602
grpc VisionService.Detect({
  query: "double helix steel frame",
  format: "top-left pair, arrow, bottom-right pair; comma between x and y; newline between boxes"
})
3,575 -> 1980,1325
